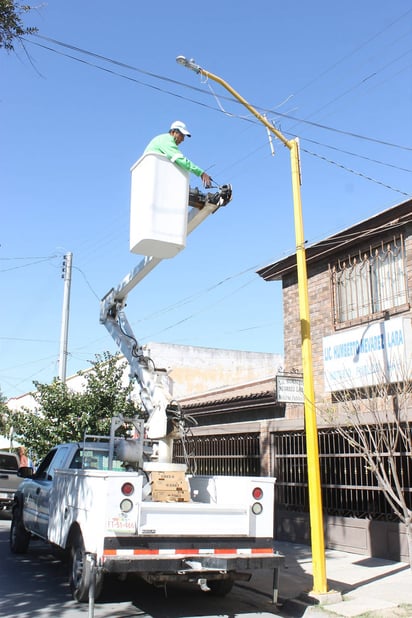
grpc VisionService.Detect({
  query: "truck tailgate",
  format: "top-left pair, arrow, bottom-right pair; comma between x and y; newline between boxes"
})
138,501 -> 249,536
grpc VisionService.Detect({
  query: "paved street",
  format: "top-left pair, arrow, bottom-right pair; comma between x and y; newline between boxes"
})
2,515 -> 411,618
0,517 -> 282,618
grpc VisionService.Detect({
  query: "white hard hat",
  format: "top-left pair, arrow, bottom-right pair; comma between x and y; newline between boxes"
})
170,120 -> 191,137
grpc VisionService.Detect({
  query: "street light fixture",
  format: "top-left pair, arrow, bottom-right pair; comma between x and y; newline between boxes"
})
177,56 -> 328,594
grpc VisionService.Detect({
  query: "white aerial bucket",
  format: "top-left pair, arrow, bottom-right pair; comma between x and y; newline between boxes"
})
129,153 -> 189,258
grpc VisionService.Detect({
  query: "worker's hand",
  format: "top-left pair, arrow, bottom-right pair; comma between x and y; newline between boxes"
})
201,172 -> 212,189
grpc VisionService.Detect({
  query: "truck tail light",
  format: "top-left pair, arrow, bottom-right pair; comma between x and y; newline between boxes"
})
120,499 -> 133,513
121,482 -> 134,496
251,486 -> 263,515
251,502 -> 263,515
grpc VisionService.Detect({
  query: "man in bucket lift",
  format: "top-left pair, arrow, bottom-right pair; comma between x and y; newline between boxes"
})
144,121 -> 212,188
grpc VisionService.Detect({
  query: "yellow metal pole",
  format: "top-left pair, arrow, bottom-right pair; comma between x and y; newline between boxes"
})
177,57 -> 327,593
289,139 -> 327,592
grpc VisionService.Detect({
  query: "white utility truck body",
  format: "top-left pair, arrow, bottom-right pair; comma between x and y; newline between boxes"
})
12,427 -> 281,603
11,167 -> 283,606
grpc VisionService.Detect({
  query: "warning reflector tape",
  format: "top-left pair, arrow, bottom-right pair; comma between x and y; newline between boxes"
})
103,547 -> 274,558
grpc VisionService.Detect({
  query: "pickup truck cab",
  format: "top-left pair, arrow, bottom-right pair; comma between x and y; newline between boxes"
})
14,442 -> 121,539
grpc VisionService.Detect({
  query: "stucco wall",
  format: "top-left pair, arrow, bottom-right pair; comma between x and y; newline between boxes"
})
6,342 -> 283,411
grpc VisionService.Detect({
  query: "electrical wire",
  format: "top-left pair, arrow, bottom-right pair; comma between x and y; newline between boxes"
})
21,35 -> 412,204
296,136 -> 412,174
0,255 -> 58,272
25,36 -> 411,153
138,275 -> 258,342
23,36 -> 412,209
73,266 -> 100,300
301,147 -> 411,197
290,7 -> 412,98
6,23 -> 411,395
301,47 -> 412,123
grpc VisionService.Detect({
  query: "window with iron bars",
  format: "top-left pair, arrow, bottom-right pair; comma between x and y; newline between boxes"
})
330,235 -> 408,326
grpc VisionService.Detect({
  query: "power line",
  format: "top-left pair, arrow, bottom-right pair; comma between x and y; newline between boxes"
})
263,106 -> 412,152
0,254 -> 58,260
23,35 -> 412,201
73,265 -> 100,300
296,136 -> 412,173
26,36 -> 412,153
301,147 -> 411,197
0,337 -> 56,343
291,6 -> 412,98
302,47 -> 412,123
0,255 -> 59,272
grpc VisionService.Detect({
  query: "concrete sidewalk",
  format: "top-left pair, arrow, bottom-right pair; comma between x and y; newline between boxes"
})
247,541 -> 412,617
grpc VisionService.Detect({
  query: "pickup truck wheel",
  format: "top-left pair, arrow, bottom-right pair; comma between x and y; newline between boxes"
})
69,532 -> 103,602
207,578 -> 234,596
10,506 -> 30,554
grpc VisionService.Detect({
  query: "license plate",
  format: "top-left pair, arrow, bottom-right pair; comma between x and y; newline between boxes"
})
107,516 -> 136,532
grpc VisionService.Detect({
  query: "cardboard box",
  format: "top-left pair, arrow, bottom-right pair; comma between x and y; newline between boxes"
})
150,471 -> 187,490
151,488 -> 190,503
150,470 -> 190,502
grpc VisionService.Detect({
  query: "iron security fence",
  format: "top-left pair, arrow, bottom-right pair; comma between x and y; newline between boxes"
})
272,427 -> 412,522
173,433 -> 260,476
175,426 -> 411,522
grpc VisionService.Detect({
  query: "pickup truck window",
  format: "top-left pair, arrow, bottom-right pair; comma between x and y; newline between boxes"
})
69,448 -> 124,471
0,453 -> 18,472
48,446 -> 70,478
35,447 -> 70,480
34,449 -> 56,480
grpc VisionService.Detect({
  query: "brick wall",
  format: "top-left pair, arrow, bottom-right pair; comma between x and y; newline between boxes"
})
282,224 -> 412,420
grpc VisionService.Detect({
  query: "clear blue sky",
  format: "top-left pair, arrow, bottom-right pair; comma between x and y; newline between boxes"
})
1,1 -> 411,400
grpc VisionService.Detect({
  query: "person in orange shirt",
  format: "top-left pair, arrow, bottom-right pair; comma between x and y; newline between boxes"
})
17,446 -> 29,468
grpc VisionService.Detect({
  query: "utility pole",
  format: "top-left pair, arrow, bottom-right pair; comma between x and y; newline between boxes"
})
59,252 -> 72,382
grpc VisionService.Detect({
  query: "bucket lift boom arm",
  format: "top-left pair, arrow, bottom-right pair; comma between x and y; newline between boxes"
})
99,186 -> 232,462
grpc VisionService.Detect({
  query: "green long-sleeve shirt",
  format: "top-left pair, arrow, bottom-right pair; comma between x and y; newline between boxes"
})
143,133 -> 204,177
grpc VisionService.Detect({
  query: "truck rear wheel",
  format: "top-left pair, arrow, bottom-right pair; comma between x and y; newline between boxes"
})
207,578 -> 234,596
69,531 -> 103,602
10,505 -> 30,554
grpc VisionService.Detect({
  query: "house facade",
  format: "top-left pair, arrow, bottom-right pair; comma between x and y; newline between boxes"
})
256,198 -> 412,560
257,198 -> 412,409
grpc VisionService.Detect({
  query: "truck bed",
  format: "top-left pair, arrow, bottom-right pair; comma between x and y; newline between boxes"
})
48,470 -> 275,549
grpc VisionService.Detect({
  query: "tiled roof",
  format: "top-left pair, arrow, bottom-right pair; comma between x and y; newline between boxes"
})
179,376 -> 276,409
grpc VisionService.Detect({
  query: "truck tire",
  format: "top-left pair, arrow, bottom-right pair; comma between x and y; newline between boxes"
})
10,505 -> 30,554
207,578 -> 234,596
69,531 -> 104,603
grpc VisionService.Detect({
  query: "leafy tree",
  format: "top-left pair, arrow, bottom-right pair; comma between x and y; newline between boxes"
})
0,1 -> 37,51
0,387 -> 9,436
6,352 -> 143,460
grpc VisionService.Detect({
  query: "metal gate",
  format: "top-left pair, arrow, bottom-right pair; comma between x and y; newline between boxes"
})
173,433 -> 260,476
272,427 -> 412,521
175,426 -> 411,522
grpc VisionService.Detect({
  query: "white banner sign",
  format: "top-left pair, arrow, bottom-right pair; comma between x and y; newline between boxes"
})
276,374 -> 304,403
323,317 -> 412,392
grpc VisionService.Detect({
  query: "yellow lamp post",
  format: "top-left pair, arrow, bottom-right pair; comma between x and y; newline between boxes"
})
177,56 -> 328,594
